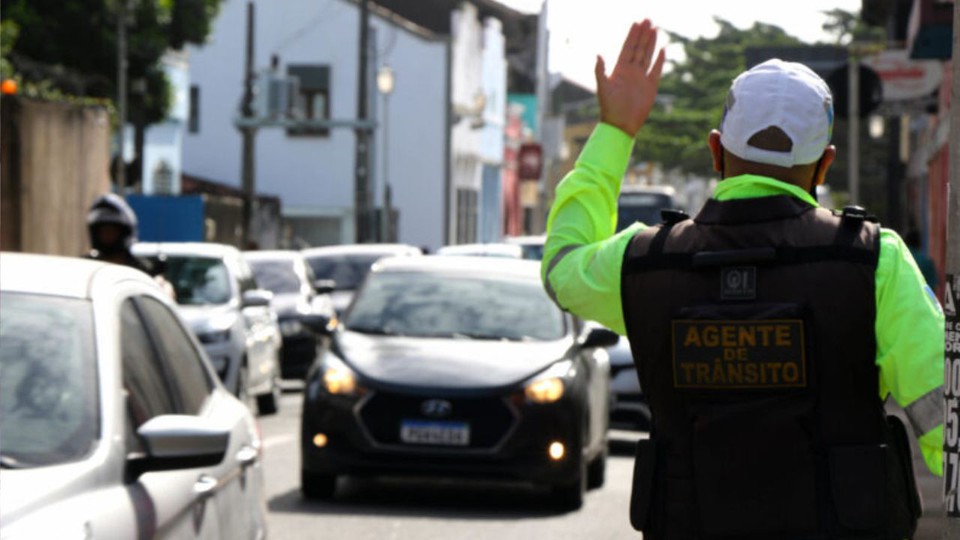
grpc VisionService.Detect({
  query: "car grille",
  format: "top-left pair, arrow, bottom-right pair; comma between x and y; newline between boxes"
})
358,391 -> 517,450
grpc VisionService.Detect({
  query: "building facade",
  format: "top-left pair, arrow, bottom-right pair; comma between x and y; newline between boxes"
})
183,0 -> 449,250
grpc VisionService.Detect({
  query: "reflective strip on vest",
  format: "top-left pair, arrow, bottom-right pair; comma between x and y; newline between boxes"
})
904,386 -> 943,436
543,244 -> 582,307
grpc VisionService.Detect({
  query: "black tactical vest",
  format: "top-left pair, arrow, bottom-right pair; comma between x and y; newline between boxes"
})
621,196 -> 921,540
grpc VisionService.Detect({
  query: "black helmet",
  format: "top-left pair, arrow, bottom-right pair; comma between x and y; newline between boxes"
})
87,193 -> 139,254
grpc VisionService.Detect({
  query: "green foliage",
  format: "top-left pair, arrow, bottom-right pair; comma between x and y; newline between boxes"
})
0,20 -> 18,79
1,0 -> 221,122
821,8 -> 886,45
636,18 -> 804,176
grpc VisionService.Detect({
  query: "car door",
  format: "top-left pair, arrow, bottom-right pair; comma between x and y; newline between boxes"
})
119,298 -> 222,540
135,296 -> 264,540
237,260 -> 275,393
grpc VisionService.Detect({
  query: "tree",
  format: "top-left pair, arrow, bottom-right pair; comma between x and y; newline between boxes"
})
634,18 -> 804,177
1,0 -> 223,188
821,8 -> 886,46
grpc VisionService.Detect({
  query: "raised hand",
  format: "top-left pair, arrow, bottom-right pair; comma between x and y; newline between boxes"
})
595,19 -> 666,138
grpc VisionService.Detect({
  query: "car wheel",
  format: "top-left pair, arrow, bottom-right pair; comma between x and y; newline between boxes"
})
587,447 -> 607,490
301,470 -> 337,500
257,375 -> 281,415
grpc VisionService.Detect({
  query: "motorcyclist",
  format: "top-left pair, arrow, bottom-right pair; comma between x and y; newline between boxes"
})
85,193 -> 175,299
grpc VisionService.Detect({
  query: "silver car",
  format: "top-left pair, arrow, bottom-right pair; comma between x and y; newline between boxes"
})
133,242 -> 283,415
302,243 -> 422,315
0,253 -> 267,539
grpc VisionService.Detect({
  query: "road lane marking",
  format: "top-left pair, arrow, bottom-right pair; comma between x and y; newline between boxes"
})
262,434 -> 295,449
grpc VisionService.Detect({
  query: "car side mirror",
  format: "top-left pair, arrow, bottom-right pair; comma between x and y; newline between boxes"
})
128,415 -> 229,479
581,327 -> 620,349
242,289 -> 273,308
313,279 -> 336,295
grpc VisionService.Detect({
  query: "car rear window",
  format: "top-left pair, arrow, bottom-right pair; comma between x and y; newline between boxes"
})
0,293 -> 98,468
247,258 -> 302,294
162,256 -> 232,306
345,271 -> 565,341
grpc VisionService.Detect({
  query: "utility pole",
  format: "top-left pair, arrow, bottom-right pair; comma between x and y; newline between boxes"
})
354,0 -> 372,243
943,1 -> 960,536
239,1 -> 257,249
116,0 -> 128,192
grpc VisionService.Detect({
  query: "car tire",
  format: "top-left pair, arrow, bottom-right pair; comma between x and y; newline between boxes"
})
257,376 -> 281,415
301,470 -> 337,500
586,448 -> 607,490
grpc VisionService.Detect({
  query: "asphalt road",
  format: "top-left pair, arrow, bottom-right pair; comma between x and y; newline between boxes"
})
258,390 -> 945,539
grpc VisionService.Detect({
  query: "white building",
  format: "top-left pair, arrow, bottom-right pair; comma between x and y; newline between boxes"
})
183,0 -> 449,249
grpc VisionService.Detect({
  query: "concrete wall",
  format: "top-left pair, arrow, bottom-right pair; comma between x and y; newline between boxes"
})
1,97 -> 111,256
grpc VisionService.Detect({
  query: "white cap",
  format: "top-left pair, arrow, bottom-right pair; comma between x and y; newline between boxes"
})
719,59 -> 834,168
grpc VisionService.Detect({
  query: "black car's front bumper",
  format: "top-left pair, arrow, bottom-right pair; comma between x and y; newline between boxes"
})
301,385 -> 585,486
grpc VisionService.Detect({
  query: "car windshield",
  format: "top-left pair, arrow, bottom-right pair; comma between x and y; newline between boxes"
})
0,293 -> 98,468
248,259 -> 301,295
306,254 -> 384,291
163,256 -> 232,306
344,271 -> 565,341
616,193 -> 674,232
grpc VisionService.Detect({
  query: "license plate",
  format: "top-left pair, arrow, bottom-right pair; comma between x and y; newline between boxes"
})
399,420 -> 470,446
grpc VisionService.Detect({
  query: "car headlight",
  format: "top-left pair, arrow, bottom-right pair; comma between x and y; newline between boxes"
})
524,360 -> 574,404
198,329 -> 231,344
279,320 -> 304,336
321,357 -> 359,396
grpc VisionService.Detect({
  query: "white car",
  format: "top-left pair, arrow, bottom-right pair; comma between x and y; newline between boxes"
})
435,243 -> 524,259
0,253 -> 267,539
133,242 -> 283,415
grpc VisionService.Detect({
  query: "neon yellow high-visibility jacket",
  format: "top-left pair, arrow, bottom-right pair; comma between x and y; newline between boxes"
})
542,123 -> 946,476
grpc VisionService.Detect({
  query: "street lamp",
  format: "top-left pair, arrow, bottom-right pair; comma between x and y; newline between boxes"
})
377,65 -> 395,241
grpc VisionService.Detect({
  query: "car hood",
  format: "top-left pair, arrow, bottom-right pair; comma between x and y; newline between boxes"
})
336,331 -> 572,391
176,304 -> 237,333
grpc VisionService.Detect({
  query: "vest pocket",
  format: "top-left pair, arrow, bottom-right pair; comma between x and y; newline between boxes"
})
630,438 -> 657,531
828,444 -> 886,531
692,404 -> 818,536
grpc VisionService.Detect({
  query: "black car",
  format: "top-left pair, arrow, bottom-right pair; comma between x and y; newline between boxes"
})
243,250 -> 336,379
300,257 -> 614,510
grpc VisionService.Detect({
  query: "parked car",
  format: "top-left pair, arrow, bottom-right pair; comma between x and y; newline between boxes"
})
300,256 -> 613,510
504,235 -> 546,261
243,250 -> 337,380
133,242 -> 283,415
0,253 -> 267,539
302,243 -> 422,315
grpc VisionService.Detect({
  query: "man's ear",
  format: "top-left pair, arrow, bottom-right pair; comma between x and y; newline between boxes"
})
708,130 -> 724,174
814,145 -> 837,186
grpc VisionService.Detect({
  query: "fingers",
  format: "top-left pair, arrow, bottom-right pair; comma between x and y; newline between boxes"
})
649,48 -> 666,83
615,20 -> 646,71
594,55 -> 607,91
635,23 -> 657,70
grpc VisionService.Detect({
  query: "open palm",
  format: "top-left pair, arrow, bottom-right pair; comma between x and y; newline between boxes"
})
596,19 -> 666,138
